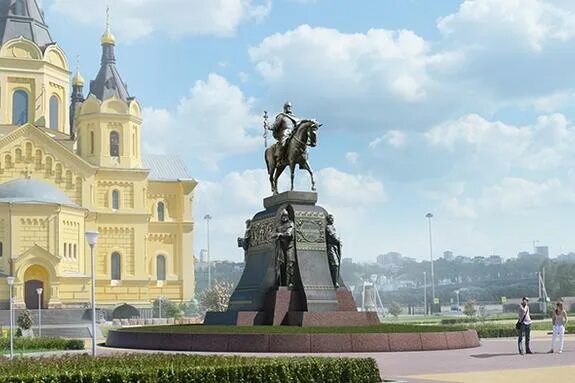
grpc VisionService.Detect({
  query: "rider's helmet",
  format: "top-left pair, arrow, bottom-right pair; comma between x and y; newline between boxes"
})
283,101 -> 292,113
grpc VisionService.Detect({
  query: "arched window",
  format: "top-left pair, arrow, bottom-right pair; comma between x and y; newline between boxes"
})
63,242 -> 67,258
73,244 -> 77,259
49,96 -> 59,130
68,243 -> 72,259
157,202 -> 165,222
12,90 -> 29,125
110,131 -> 120,157
157,255 -> 166,281
112,190 -> 120,210
90,131 -> 95,154
111,252 -> 121,280
0,242 -> 3,257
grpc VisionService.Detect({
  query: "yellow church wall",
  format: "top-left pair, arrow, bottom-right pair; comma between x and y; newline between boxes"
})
0,38 -> 70,134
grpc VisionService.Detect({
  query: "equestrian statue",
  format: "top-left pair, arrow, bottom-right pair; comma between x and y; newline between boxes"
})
265,101 -> 321,194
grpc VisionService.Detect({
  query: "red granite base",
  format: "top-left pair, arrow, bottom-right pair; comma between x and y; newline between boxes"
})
106,329 -> 480,353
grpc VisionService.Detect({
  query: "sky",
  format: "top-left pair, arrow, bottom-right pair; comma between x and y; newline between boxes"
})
39,0 -> 575,262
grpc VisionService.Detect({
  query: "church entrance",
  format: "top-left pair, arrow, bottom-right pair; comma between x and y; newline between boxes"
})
25,280 -> 44,309
23,265 -> 50,309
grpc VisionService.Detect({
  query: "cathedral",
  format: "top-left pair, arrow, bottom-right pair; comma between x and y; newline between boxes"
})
0,0 -> 196,310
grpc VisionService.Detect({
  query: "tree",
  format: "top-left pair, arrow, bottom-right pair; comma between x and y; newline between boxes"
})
199,280 -> 234,312
388,301 -> 402,317
16,310 -> 33,337
152,298 -> 182,319
463,300 -> 477,317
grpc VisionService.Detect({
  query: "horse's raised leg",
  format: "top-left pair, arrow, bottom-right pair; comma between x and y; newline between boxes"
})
300,160 -> 316,191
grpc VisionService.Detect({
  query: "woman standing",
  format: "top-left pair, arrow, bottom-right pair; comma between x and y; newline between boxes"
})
549,302 -> 568,354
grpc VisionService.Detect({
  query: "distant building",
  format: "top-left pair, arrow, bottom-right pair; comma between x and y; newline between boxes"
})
443,250 -> 454,261
199,249 -> 208,264
376,252 -> 402,265
535,246 -> 550,258
486,255 -> 503,265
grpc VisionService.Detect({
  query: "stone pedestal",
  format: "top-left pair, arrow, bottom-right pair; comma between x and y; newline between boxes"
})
204,191 -> 376,327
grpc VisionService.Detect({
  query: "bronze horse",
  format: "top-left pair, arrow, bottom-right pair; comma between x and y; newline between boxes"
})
265,120 -> 320,194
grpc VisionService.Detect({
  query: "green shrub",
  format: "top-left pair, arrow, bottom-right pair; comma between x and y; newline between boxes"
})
463,300 -> 477,317
0,354 -> 381,383
0,337 -> 84,351
16,309 -> 33,330
474,325 -> 518,338
441,317 -> 479,325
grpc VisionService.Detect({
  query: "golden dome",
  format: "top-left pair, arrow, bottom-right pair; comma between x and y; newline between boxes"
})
72,70 -> 85,86
101,29 -> 116,45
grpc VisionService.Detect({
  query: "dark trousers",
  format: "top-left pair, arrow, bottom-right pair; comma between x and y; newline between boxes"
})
518,323 -> 531,353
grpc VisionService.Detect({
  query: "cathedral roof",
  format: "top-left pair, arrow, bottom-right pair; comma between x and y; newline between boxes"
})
142,155 -> 194,181
0,179 -> 79,207
0,0 -> 54,48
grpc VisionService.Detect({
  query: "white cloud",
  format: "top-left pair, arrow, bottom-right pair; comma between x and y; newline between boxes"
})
370,130 -> 407,149
142,74 -> 261,169
479,177 -> 573,212
425,113 -> 575,172
250,25 -> 439,109
51,0 -> 271,41
438,0 -> 575,52
317,167 -> 386,206
345,152 -> 359,165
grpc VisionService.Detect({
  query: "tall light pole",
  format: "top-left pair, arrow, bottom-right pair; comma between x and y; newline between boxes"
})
36,287 -> 43,337
455,290 -> 460,311
85,231 -> 99,358
423,271 -> 427,315
6,276 -> 14,359
203,214 -> 212,289
425,213 -> 436,313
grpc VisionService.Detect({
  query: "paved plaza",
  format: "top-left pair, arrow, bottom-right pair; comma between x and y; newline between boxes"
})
96,332 -> 575,383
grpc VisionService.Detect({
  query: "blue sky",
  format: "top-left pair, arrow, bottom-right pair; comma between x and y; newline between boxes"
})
42,0 -> 575,262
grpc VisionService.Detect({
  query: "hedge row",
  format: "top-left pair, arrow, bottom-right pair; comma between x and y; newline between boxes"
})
0,337 -> 84,351
475,324 -> 575,338
0,354 -> 381,383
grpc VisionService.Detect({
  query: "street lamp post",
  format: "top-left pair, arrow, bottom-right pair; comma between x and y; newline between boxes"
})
85,231 -> 99,358
6,276 -> 14,359
455,290 -> 460,312
203,214 -> 212,289
36,288 -> 43,337
423,271 -> 427,315
425,213 -> 436,313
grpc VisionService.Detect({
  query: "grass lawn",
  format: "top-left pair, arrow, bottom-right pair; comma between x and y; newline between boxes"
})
118,323 -> 467,334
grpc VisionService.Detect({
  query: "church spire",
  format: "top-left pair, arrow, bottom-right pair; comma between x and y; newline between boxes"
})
0,0 -> 54,47
70,55 -> 85,139
89,6 -> 131,102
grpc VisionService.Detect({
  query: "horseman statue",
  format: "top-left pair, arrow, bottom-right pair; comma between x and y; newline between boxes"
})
265,101 -> 321,194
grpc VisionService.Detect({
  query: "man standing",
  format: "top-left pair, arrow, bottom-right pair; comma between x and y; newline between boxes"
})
273,209 -> 296,288
518,297 -> 533,355
325,214 -> 341,288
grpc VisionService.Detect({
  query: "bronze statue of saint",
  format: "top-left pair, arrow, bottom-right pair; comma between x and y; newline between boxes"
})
273,209 -> 296,288
265,101 -> 320,194
271,101 -> 300,161
237,219 -> 252,263
325,214 -> 341,288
